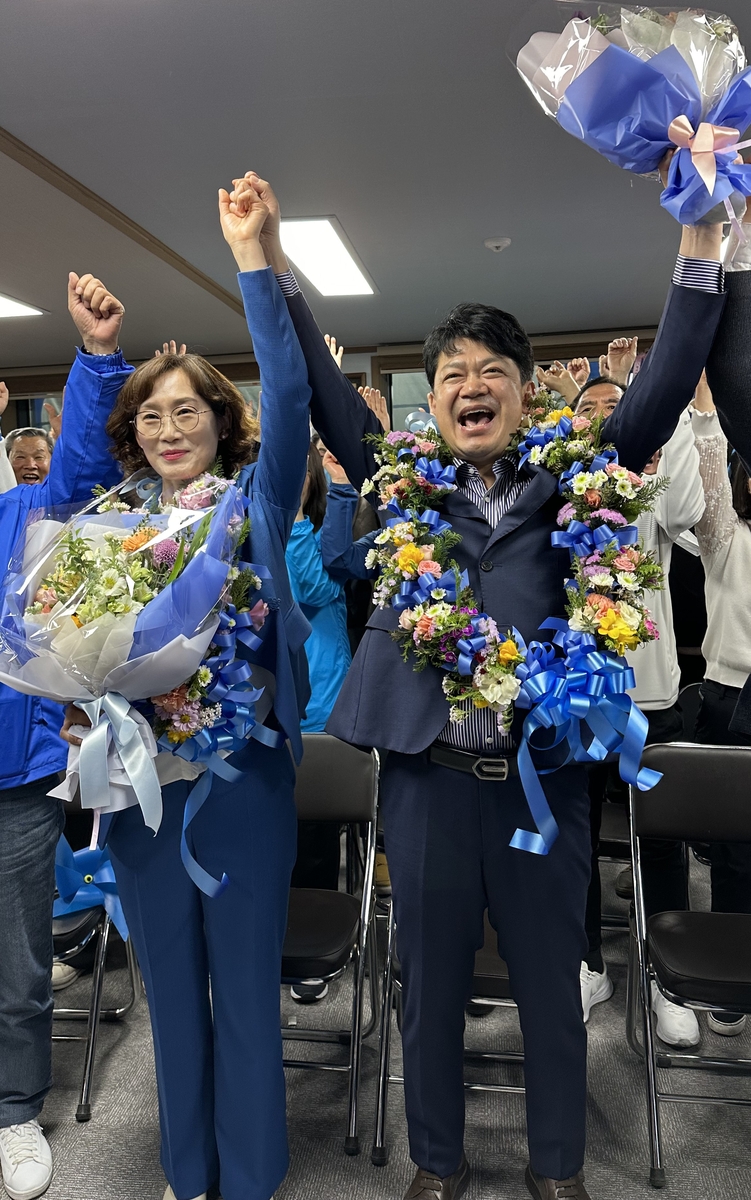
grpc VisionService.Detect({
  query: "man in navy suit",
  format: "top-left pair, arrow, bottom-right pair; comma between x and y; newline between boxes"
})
233,172 -> 727,1200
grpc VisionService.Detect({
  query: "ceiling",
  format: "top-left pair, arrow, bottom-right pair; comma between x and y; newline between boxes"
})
0,0 -> 749,368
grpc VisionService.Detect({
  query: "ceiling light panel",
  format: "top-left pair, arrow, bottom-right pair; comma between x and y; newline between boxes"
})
0,293 -> 43,319
280,219 -> 375,296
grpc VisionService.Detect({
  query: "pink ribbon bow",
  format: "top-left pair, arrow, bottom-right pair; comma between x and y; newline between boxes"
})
668,116 -> 740,194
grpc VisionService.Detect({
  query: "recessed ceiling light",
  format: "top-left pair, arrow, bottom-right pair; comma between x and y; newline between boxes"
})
0,292 -> 44,319
484,237 -> 512,253
280,218 -> 375,296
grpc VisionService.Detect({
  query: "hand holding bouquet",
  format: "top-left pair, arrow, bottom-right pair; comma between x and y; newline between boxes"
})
514,4 -> 751,226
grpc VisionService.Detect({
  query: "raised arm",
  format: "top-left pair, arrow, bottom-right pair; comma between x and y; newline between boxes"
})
0,383 -> 17,493
319,466 -> 378,582
219,178 -> 311,532
229,172 -> 381,491
286,521 -> 344,609
705,203 -> 751,472
602,224 -> 727,472
649,410 -> 705,543
43,272 -> 130,507
691,376 -> 738,559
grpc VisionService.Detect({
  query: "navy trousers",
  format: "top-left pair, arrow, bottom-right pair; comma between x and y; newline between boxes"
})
381,751 -> 591,1181
108,740 -> 297,1200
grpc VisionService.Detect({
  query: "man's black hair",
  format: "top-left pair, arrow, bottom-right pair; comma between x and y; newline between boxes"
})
422,303 -> 534,388
574,376 -> 626,408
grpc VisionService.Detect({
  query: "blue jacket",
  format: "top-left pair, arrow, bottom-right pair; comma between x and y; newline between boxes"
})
0,350 -> 131,789
285,517 -> 351,731
285,281 -> 727,753
235,269 -> 313,764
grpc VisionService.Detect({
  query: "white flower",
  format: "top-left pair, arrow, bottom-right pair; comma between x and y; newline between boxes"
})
617,601 -> 642,630
529,446 -> 543,464
616,572 -> 639,591
615,479 -> 636,499
364,549 -> 378,569
612,467 -> 629,481
591,470 -> 608,487
589,571 -> 614,588
360,478 -> 375,496
374,530 -> 393,545
478,675 -> 521,707
429,588 -> 447,600
569,608 -> 597,633
572,472 -> 594,495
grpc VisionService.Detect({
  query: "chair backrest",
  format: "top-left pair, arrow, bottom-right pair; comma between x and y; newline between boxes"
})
631,742 -> 751,843
678,681 -> 702,742
294,733 -> 378,822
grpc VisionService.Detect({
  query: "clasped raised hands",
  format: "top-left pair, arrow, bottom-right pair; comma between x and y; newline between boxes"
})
599,337 -> 638,387
218,175 -> 270,273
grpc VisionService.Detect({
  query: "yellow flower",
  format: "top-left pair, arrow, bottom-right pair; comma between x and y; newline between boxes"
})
548,406 -> 574,424
498,638 -> 521,665
395,544 -> 426,575
473,697 -> 489,709
597,608 -> 640,653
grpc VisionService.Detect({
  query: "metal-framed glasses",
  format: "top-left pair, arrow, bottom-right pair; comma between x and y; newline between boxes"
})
132,406 -> 213,438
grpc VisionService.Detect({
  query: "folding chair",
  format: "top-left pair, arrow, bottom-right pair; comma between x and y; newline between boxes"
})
282,732 -> 380,1155
626,742 -> 751,1187
371,906 -> 524,1165
52,909 -> 140,1121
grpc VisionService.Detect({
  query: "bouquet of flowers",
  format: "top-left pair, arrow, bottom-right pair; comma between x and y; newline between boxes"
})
513,4 -> 751,226
0,472 -> 268,841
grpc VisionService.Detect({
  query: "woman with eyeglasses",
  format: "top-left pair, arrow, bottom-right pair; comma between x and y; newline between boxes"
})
61,179 -> 312,1200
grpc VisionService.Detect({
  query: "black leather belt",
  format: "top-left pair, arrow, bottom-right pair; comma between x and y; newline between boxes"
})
428,743 -> 519,781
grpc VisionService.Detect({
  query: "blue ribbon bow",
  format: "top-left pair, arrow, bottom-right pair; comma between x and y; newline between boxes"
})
455,615 -> 492,676
551,520 -> 639,559
385,501 -> 453,537
414,457 -> 457,491
54,836 -> 129,942
391,568 -> 469,613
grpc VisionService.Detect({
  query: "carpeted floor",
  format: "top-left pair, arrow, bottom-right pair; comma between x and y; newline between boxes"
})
38,858 -> 751,1200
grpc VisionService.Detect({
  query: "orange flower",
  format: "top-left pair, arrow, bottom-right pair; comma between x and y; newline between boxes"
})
584,489 -> 601,506
122,527 -> 157,553
414,614 -> 436,640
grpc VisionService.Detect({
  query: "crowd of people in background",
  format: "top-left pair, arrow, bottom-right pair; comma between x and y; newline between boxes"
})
0,171 -> 749,1200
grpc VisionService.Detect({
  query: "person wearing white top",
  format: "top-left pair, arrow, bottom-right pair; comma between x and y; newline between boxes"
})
688,375 -> 751,1037
574,374 -> 706,1048
0,383 -> 17,494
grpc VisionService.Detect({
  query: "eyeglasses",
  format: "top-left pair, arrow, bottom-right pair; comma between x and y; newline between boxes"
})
132,406 -> 213,438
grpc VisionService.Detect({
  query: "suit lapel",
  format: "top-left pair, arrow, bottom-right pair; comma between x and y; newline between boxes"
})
482,465 -> 558,553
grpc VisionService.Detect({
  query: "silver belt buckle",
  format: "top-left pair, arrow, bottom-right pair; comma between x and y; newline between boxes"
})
472,756 -> 509,782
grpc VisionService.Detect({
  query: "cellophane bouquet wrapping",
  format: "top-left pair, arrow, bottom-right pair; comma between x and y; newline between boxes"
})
0,473 -> 264,825
513,4 -> 751,225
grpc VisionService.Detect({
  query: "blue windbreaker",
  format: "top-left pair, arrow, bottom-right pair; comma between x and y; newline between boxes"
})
0,349 -> 130,789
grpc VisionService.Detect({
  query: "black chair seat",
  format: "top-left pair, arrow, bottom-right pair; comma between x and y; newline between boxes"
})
649,911 -> 751,1010
282,888 -> 360,980
52,906 -> 103,955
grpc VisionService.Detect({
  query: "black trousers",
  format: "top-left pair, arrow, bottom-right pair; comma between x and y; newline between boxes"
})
695,679 -> 751,914
585,704 -> 686,972
381,751 -> 591,1181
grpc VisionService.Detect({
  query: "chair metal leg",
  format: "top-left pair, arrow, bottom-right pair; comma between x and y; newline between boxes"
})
372,900 -> 396,1166
76,914 -> 111,1122
630,822 -> 666,1188
344,823 -> 377,1156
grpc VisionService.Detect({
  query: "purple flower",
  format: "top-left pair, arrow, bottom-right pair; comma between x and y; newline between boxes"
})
152,538 -> 180,567
386,431 -> 414,445
556,503 -> 576,527
591,509 -> 628,527
444,652 -> 457,664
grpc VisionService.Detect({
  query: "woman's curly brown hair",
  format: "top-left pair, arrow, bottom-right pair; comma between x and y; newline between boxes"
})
106,353 -> 260,477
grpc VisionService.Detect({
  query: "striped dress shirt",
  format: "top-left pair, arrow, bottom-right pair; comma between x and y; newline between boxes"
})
435,455 -> 530,754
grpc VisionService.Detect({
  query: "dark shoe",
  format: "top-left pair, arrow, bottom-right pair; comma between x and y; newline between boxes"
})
404,1155 -> 470,1199
465,999 -> 494,1018
614,866 -> 633,899
525,1165 -> 591,1199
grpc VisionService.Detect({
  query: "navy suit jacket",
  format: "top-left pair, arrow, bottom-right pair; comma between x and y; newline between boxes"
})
286,281 -> 726,753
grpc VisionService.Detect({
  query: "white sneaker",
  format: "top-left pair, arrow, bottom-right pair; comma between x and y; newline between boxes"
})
51,961 -> 81,991
580,962 -> 614,1022
651,982 -> 700,1047
163,1187 -> 207,1200
0,1119 -> 52,1200
707,1011 -> 747,1036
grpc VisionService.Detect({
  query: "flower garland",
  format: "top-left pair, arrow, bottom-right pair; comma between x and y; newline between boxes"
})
363,391 -> 669,850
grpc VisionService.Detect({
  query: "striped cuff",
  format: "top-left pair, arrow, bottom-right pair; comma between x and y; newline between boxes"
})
275,269 -> 300,297
672,254 -> 725,293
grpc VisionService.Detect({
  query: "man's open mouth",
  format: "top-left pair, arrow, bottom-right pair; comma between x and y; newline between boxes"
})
21,471 -> 40,482
458,406 -> 495,429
